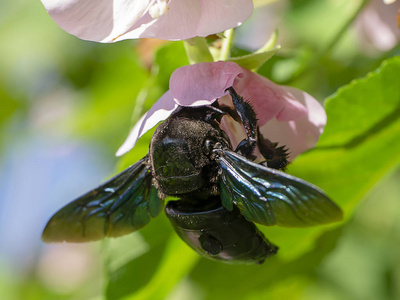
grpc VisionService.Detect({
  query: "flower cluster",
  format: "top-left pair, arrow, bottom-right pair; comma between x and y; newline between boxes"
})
116,61 -> 326,160
41,0 -> 328,159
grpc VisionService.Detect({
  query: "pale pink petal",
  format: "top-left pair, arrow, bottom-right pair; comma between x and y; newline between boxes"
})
42,0 -> 253,42
235,1 -> 288,51
115,0 -> 253,41
117,61 -> 325,158
220,86 -> 325,160
196,0 -> 253,37
231,68 -> 308,125
41,0 -> 151,43
275,90 -> 308,121
355,0 -> 400,53
169,61 -> 315,159
170,61 -> 244,105
170,61 -> 308,126
116,91 -> 177,156
258,86 -> 326,160
220,113 -> 246,149
117,0 -> 200,41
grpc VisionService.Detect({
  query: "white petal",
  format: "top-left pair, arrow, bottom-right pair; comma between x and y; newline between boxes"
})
41,0 -> 152,42
114,0 -> 253,41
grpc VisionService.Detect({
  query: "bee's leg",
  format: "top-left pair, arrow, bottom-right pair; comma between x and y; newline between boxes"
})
257,130 -> 289,170
224,87 -> 289,168
233,138 -> 257,160
225,87 -> 258,159
225,87 -> 258,141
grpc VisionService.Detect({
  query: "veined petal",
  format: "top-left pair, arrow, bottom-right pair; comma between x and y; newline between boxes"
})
114,0 -> 254,41
196,0 -> 253,37
169,62 -> 308,125
41,0 -> 152,42
231,68 -> 308,126
117,61 -> 325,159
170,61 -> 244,105
258,86 -> 326,159
42,0 -> 253,42
116,91 -> 177,156
355,0 -> 400,53
276,91 -> 308,121
168,61 -> 319,159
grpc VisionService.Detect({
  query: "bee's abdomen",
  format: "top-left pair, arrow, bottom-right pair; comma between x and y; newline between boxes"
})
165,197 -> 278,264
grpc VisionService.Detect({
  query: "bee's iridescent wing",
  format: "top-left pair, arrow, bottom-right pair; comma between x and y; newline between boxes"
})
216,149 -> 342,227
42,156 -> 163,242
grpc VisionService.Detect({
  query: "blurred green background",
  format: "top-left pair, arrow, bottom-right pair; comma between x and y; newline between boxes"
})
1,0 -> 400,299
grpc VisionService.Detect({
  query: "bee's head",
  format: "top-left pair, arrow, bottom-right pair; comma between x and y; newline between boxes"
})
150,117 -> 217,195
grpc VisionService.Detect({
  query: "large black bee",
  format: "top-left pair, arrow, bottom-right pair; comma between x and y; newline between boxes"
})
42,87 -> 342,264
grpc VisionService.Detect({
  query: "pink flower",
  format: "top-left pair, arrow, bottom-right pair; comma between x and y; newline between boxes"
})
116,61 -> 326,160
40,0 -> 253,42
355,0 -> 400,53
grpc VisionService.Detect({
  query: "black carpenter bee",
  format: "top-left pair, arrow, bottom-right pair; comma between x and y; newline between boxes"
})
42,87 -> 342,264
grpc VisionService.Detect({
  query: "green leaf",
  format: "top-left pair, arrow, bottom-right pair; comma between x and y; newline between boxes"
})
291,56 -> 400,214
229,46 -> 280,71
260,56 -> 400,259
189,227 -> 343,300
183,56 -> 400,299
106,53 -> 400,300
229,29 -> 280,70
154,42 -> 190,89
68,46 -> 149,154
105,214 -> 172,300
285,0 -> 360,52
0,88 -> 19,125
121,236 -> 199,300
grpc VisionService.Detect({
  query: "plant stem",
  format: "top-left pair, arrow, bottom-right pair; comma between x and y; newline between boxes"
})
320,0 -> 371,58
183,37 -> 213,64
220,28 -> 234,61
283,0 -> 371,84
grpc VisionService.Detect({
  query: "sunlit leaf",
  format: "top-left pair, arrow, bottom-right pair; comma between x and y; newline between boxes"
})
229,47 -> 280,71
122,236 -> 199,300
105,214 -> 172,300
186,56 -> 400,298
293,56 -> 400,213
0,88 -> 19,125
